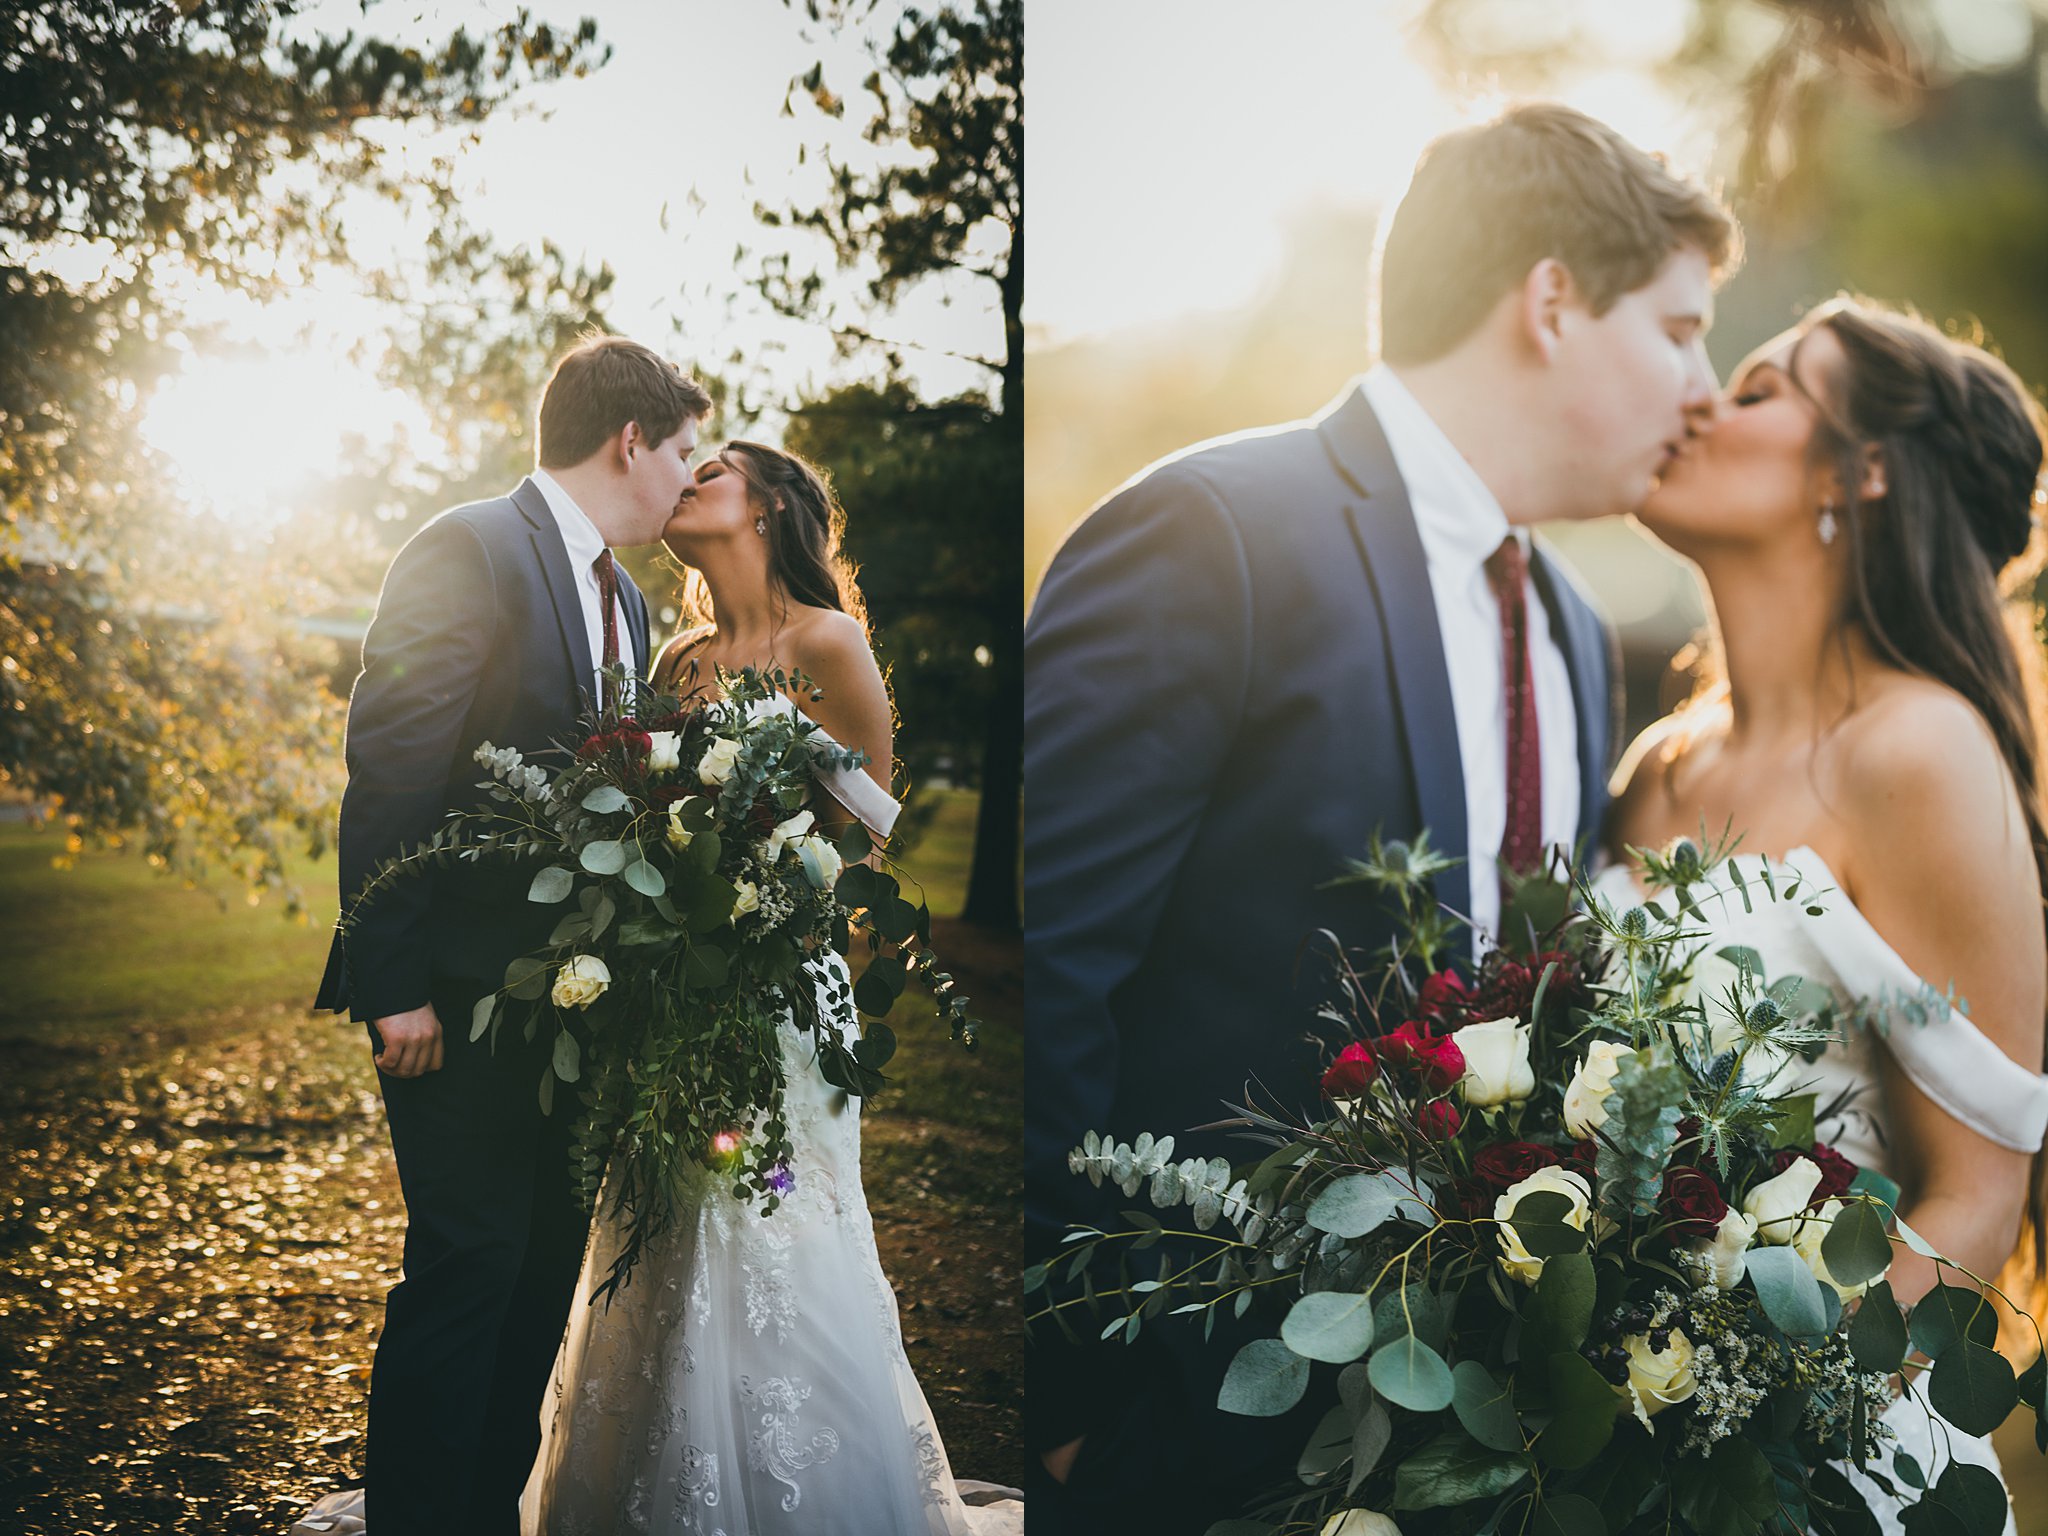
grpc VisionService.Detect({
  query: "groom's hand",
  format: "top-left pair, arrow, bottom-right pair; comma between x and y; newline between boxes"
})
1041,1436 -> 1083,1485
372,1003 -> 444,1078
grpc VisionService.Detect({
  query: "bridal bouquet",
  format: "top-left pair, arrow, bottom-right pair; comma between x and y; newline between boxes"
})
345,665 -> 974,1296
1033,833 -> 2047,1536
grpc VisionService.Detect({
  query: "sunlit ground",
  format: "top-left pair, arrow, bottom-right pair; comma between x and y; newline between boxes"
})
0,792 -> 1021,1532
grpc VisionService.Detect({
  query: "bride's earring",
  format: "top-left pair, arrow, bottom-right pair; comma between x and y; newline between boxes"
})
755,515 -> 768,536
1818,500 -> 1840,546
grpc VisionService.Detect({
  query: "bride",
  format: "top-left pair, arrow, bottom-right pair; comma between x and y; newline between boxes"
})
520,441 -> 1018,1535
1600,296 -> 2048,1531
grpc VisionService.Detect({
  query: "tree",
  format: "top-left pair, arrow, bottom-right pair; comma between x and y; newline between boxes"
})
758,0 -> 1021,928
0,0 -> 605,904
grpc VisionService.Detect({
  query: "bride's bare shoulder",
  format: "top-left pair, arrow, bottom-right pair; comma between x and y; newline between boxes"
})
1831,676 -> 2016,838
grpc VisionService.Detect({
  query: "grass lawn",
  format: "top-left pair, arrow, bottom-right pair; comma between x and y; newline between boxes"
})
0,791 -> 1020,1533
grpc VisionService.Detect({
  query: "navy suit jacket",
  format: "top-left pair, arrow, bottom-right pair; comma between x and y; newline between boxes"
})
1022,383 -> 1618,1451
316,478 -> 652,1024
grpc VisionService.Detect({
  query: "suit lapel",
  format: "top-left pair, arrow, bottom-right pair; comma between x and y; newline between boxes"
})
1528,543 -> 1612,859
514,477 -> 596,711
1324,386 -> 1472,930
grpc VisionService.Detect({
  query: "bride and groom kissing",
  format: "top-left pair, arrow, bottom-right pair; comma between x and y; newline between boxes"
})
314,336 -> 1008,1535
1024,102 -> 2048,1535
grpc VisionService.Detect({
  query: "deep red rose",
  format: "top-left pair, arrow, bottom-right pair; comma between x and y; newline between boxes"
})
1660,1165 -> 1731,1239
747,796 -> 781,837
1321,1042 -> 1380,1099
650,784 -> 692,810
617,729 -> 653,760
1565,1138 -> 1599,1177
1474,1141 -> 1562,1190
577,733 -> 610,760
1476,948 -> 1594,1023
1417,1100 -> 1463,1140
1451,1176 -> 1495,1220
1774,1142 -> 1858,1202
1416,969 -> 1471,1023
1374,1021 -> 1466,1092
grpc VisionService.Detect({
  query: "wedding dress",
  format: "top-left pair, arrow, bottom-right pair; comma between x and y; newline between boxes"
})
519,694 -> 1021,1536
1591,846 -> 2048,1536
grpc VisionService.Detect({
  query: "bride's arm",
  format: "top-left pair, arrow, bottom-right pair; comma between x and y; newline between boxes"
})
786,610 -> 894,843
1837,690 -> 2046,1306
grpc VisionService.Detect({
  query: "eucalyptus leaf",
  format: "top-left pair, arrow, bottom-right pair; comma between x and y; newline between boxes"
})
837,821 -> 872,863
470,993 -> 497,1043
552,1029 -> 581,1084
1927,1342 -> 2018,1437
1348,1399 -> 1392,1496
1505,1189 -> 1590,1258
1391,1429 -> 1528,1510
1451,1359 -> 1522,1453
505,956 -> 548,1000
1217,1337 -> 1311,1418
1531,1494 -> 1605,1536
578,838 -> 628,875
1281,1290 -> 1376,1365
528,865 -> 576,903
1367,1333 -> 1453,1412
683,942 -> 729,989
580,784 -> 630,814
1533,1352 -> 1621,1470
1523,1250 -> 1596,1358
1747,1245 -> 1829,1338
1820,1200 -> 1892,1288
1910,1283 -> 1999,1360
1672,1436 -> 1777,1536
1296,1402 -> 1355,1481
1308,1170 -> 1436,1239
1847,1280 -> 1909,1374
622,858 -> 666,898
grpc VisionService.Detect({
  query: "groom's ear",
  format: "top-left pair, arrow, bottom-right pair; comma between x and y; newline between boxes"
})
1518,258 -> 1578,364
613,421 -> 646,469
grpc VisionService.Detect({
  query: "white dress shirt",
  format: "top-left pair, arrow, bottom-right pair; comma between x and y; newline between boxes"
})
1359,365 -> 1581,949
532,467 -> 633,702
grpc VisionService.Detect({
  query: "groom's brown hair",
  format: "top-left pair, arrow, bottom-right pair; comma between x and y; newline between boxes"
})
1376,103 -> 1739,366
537,335 -> 712,469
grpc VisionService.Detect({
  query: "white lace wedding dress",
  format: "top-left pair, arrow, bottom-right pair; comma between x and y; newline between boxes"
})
520,701 -> 1021,1536
1592,846 -> 2048,1536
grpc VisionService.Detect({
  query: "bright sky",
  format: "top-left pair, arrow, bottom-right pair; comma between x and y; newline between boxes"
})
1024,0 -> 1706,347
128,0 -> 1004,526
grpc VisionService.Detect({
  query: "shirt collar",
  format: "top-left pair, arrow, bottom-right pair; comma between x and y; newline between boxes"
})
1360,363 -> 1524,578
531,466 -> 608,572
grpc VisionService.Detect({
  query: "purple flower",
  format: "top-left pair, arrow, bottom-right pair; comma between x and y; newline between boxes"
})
767,1162 -> 795,1196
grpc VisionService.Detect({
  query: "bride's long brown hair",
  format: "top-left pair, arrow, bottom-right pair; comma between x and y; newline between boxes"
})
1679,296 -> 2048,1275
1800,299 -> 2048,1281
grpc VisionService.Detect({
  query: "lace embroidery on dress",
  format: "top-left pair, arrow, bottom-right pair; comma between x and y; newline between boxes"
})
741,1374 -> 841,1513
672,1445 -> 723,1534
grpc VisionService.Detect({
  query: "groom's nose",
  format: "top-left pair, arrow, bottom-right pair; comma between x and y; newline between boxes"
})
1680,340 -> 1718,431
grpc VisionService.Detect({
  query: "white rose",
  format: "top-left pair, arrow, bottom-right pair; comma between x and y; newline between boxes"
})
697,736 -> 742,786
1562,1040 -> 1634,1137
1618,1326 -> 1699,1428
1792,1199 -> 1871,1300
1494,1167 -> 1594,1287
767,809 -> 816,862
1453,1016 -> 1535,1107
550,954 -> 611,1010
730,879 -> 760,920
794,833 -> 844,890
664,802 -> 696,851
1687,1207 -> 1758,1291
1743,1156 -> 1823,1246
1320,1512 -> 1402,1536
646,730 -> 681,774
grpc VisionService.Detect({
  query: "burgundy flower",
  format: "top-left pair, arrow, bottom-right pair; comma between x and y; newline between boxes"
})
1660,1165 -> 1731,1240
1775,1142 -> 1858,1202
617,729 -> 653,760
650,784 -> 692,810
577,733 -> 610,760
1416,1100 -> 1463,1140
1565,1138 -> 1599,1178
1475,948 -> 1594,1023
1321,1042 -> 1380,1099
1415,968 -> 1472,1024
1474,1141 -> 1562,1191
1374,1021 -> 1466,1092
1451,1176 -> 1495,1221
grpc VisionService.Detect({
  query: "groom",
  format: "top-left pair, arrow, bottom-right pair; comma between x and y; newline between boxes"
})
1023,104 -> 1737,1534
315,335 -> 710,1536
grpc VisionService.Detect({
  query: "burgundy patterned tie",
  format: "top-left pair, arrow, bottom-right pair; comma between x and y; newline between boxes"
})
593,548 -> 621,712
1485,536 -> 1542,897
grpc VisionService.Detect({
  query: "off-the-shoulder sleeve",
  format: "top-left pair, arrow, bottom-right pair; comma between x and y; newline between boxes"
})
1785,847 -> 2048,1153
749,692 -> 900,839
